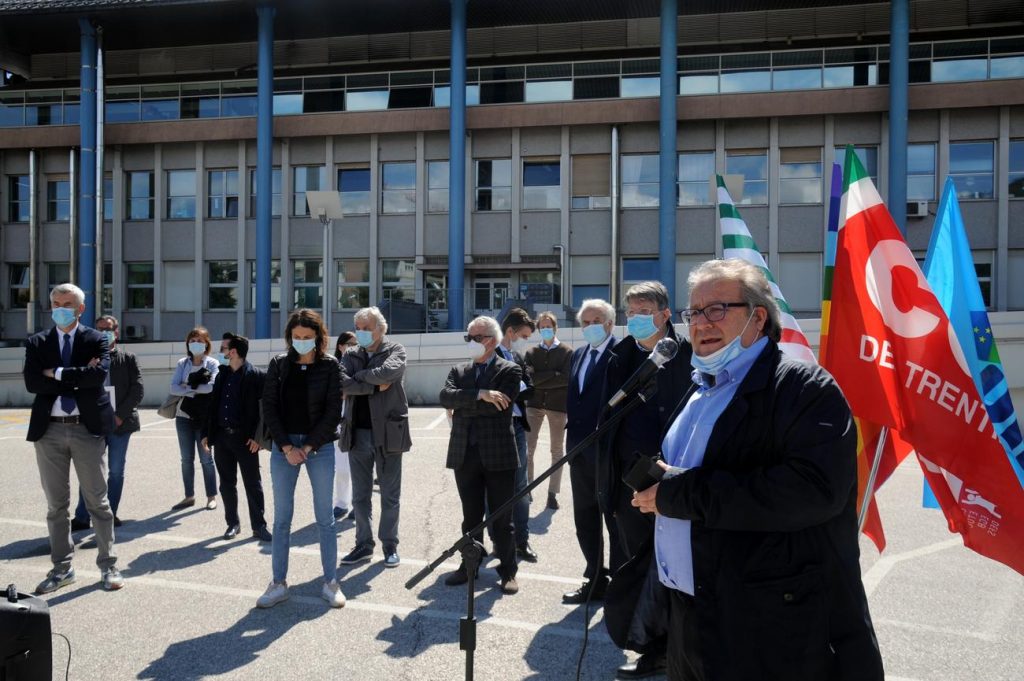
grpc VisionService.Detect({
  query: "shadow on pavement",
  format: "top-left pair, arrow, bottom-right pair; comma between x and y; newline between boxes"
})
522,605 -> 627,681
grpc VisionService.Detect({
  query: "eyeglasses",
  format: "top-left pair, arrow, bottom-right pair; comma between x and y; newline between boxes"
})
464,334 -> 493,343
679,302 -> 748,325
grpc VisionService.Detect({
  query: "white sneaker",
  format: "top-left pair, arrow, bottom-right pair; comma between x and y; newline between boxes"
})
321,579 -> 346,608
256,581 -> 289,608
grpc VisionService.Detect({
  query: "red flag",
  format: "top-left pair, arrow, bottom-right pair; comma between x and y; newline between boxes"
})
824,151 -> 1024,574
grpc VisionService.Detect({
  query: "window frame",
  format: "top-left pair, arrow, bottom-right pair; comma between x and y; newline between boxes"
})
207,260 -> 240,310
474,159 -> 512,212
337,258 -> 371,310
165,169 -> 197,220
247,259 -> 281,311
125,171 -> 154,220
248,167 -> 282,218
8,263 -> 30,309
46,177 -> 71,222
621,154 -> 660,209
677,151 -> 715,207
427,160 -> 450,213
292,166 -> 327,217
7,175 -> 30,223
522,159 -> 561,211
126,262 -> 155,310
292,259 -> 323,309
949,140 -> 995,201
379,162 -> 414,215
207,169 -> 239,219
725,149 -> 769,206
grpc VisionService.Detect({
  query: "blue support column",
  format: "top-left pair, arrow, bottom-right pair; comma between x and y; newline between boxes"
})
255,4 -> 275,338
889,0 -> 909,234
78,19 -> 97,322
447,0 -> 467,330
658,0 -> 678,309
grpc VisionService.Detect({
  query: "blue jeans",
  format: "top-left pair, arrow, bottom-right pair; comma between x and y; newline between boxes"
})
74,431 -> 132,522
176,417 -> 217,498
513,419 -> 530,545
270,435 -> 337,583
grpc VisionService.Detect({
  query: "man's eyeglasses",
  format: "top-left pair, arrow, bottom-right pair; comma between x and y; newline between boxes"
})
464,334 -> 493,343
679,302 -> 748,325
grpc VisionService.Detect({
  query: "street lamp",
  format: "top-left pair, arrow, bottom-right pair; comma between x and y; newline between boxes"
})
305,190 -> 343,325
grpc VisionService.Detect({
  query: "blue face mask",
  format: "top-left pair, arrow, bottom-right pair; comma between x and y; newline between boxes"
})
690,312 -> 755,376
539,328 -> 555,342
355,330 -> 375,348
103,330 -> 116,347
581,324 -> 608,348
626,314 -> 659,341
292,338 -> 316,355
51,307 -> 77,328
187,342 -> 207,357
216,353 -> 230,366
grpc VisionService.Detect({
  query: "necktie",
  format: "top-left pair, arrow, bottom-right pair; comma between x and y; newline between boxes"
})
582,348 -> 599,390
60,333 -> 76,414
475,363 -> 486,388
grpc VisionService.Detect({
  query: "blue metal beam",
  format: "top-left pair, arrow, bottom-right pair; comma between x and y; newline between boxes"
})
889,0 -> 909,234
658,0 -> 678,309
78,19 -> 97,322
255,4 -> 275,338
448,0 -> 467,330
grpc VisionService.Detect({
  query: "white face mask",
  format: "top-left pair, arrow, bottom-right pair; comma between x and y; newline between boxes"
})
690,311 -> 755,376
511,338 -> 529,355
467,340 -> 486,359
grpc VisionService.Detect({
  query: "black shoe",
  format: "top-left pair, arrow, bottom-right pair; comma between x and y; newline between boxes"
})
547,493 -> 559,510
223,525 -> 240,540
113,516 -> 122,528
252,526 -> 272,542
333,506 -> 349,521
616,653 -> 666,680
562,577 -> 608,604
70,518 -> 90,532
444,568 -> 469,586
516,542 -> 538,563
339,544 -> 374,565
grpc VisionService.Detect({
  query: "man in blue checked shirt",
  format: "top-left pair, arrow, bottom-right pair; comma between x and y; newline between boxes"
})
631,259 -> 882,681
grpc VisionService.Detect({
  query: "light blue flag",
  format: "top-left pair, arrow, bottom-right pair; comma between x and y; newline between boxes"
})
923,177 -> 1024,492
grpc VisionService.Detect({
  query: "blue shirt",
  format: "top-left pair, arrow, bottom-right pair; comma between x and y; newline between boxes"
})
655,337 -> 768,594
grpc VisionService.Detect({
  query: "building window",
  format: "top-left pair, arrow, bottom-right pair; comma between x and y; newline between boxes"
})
381,259 -> 416,302
339,167 -> 371,215
126,263 -> 155,309
522,159 -> 561,210
519,271 -> 561,304
473,272 -> 510,312
475,159 -> 512,211
103,175 -> 113,221
166,170 -> 196,219
208,169 -> 239,218
337,259 -> 370,309
572,284 -> 610,309
208,261 -> 239,310
1011,140 -> 1024,199
9,264 -> 29,309
426,271 -> 448,312
46,263 -> 70,294
46,178 -> 71,221
102,263 -> 112,312
571,154 -> 610,209
907,143 -> 936,201
249,167 -> 282,217
380,163 -> 414,214
621,258 -> 660,299
427,161 -> 449,213
293,259 -> 323,308
621,155 -> 659,208
950,141 -> 995,200
779,147 -> 822,204
7,175 -> 29,222
248,260 -> 281,310
126,171 -> 154,220
164,262 -> 194,312
726,150 -> 768,205
834,146 -> 878,184
292,166 -> 327,216
678,152 -> 715,206
975,255 -> 993,309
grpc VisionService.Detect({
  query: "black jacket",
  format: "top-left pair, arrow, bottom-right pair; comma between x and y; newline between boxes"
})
23,325 -> 114,441
109,347 -> 144,435
204,361 -> 265,444
496,345 -> 533,432
654,342 -> 883,681
262,352 -> 341,452
439,355 -> 522,471
565,335 -> 617,462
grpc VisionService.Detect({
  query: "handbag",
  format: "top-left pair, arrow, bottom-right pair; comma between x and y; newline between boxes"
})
157,394 -> 182,419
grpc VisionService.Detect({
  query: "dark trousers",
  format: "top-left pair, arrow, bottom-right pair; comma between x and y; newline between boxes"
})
453,444 -> 517,580
569,454 -> 625,580
667,589 -> 705,681
213,431 -> 267,531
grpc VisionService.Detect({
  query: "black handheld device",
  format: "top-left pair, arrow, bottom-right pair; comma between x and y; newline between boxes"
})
623,455 -> 665,492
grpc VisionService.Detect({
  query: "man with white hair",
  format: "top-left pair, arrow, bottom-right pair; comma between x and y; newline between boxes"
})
439,315 -> 522,595
338,306 -> 411,569
23,283 -> 124,594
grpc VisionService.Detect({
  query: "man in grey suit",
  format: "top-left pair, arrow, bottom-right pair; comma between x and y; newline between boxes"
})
23,283 -> 124,594
439,315 -> 522,595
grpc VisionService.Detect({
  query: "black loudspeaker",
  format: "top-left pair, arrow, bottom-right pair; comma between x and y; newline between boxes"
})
0,584 -> 51,681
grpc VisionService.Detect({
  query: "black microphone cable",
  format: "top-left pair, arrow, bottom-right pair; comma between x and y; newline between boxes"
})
52,631 -> 71,681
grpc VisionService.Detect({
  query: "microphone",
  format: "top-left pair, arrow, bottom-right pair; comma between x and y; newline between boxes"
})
606,337 -> 679,408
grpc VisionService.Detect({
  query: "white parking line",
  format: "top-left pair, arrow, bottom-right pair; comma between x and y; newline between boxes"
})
861,538 -> 961,597
424,413 -> 448,430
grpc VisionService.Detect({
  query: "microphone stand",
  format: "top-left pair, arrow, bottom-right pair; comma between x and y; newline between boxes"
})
405,378 -> 660,681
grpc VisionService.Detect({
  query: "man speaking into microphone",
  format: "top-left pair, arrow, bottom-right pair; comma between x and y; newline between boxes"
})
632,260 -> 883,681
598,280 -> 693,680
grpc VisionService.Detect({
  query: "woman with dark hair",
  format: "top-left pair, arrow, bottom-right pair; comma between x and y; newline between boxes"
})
169,327 -> 219,510
333,332 -> 358,521
257,309 -> 344,609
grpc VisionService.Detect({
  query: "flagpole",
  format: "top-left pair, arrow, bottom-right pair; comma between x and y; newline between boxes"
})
858,426 -> 889,532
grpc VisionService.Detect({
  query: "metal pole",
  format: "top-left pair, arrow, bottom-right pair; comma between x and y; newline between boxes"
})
255,4 -> 275,338
69,148 -> 77,283
447,0 -> 467,330
78,18 -> 98,323
658,0 -> 678,309
858,426 -> 889,532
888,0 -> 909,234
610,125 -> 620,311
28,149 -> 38,333
322,218 -> 330,325
95,28 -> 105,315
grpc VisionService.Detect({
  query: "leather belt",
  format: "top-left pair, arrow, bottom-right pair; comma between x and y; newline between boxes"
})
50,415 -> 80,424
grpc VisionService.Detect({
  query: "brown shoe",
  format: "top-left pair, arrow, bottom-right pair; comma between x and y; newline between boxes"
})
500,577 -> 519,595
171,497 -> 196,510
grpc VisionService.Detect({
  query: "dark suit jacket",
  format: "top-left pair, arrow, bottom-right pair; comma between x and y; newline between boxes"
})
565,335 -> 617,462
439,355 -> 522,471
109,347 -> 144,435
655,342 -> 884,681
204,361 -> 266,444
496,345 -> 533,432
24,324 -> 114,441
